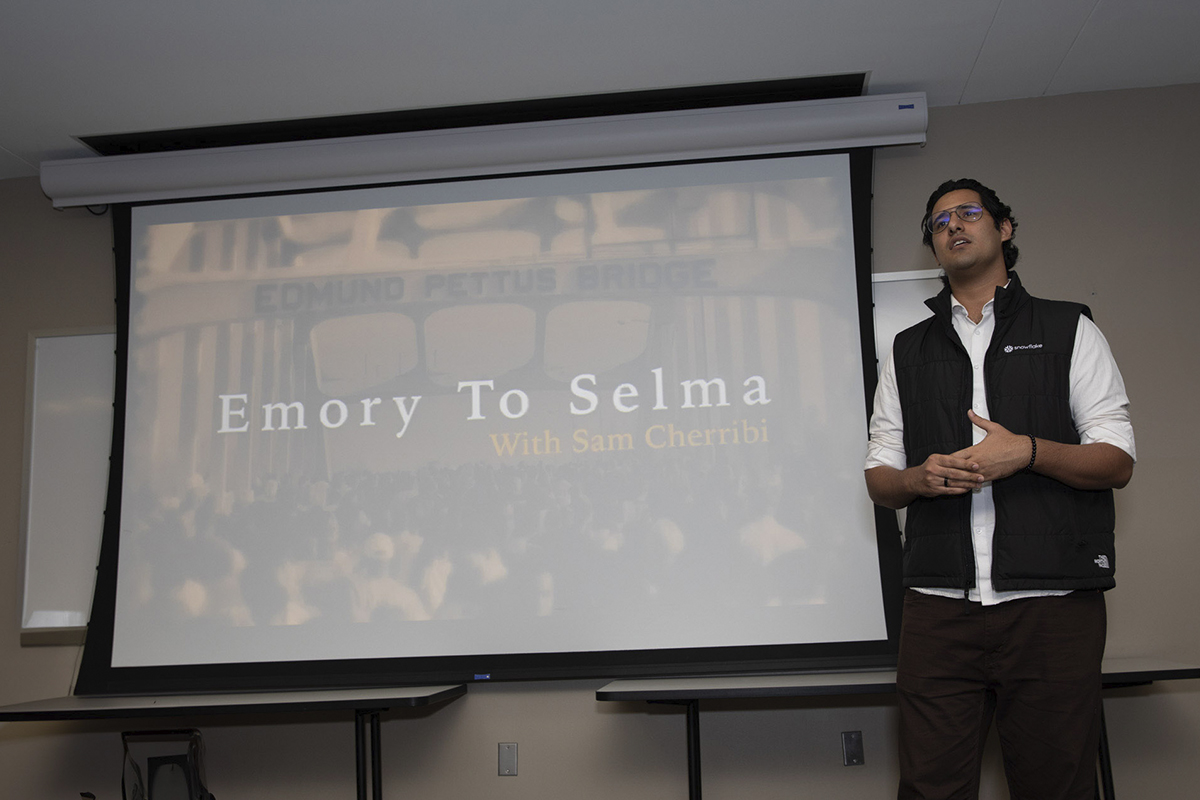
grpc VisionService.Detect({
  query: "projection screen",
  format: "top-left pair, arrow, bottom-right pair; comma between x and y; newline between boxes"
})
78,149 -> 899,693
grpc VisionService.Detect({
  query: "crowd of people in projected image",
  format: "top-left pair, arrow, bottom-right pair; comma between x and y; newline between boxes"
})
119,447 -> 832,637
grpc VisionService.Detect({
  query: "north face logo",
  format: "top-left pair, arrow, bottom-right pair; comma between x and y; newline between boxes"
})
1094,555 -> 1110,570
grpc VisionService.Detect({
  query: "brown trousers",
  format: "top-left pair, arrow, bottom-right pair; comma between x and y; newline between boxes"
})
896,589 -> 1106,800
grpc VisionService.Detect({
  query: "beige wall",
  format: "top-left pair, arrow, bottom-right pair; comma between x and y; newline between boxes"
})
2,83 -> 1198,798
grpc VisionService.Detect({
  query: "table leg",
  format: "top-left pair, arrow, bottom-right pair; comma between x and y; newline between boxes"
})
686,699 -> 701,800
356,709 -> 385,800
372,711 -> 383,800
356,710 -> 367,800
650,699 -> 703,800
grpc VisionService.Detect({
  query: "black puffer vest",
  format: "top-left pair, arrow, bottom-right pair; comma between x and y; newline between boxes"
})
892,272 -> 1116,592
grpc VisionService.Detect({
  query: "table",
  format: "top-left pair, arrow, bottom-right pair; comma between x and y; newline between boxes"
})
597,658 -> 1200,800
0,684 -> 466,800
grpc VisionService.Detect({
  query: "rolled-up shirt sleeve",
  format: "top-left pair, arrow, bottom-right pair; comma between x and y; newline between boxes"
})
1071,315 -> 1136,462
865,348 -> 908,472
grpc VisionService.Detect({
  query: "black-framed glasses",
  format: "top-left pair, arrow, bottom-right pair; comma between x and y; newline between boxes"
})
925,202 -> 984,234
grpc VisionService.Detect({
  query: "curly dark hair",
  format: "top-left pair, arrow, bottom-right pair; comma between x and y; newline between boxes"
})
921,178 -> 1019,271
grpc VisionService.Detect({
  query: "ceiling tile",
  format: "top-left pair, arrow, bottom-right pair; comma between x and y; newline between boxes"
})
2,0 -> 1198,170
1047,0 -> 1200,95
0,147 -> 38,181
960,0 -> 1098,104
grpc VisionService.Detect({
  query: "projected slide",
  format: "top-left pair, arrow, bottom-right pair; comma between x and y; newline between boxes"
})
112,154 -> 885,669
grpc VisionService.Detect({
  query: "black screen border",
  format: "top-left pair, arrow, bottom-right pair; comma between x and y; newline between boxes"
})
76,147 -> 902,696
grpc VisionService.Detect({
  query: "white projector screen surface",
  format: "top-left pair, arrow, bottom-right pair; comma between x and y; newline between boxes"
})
110,154 -> 886,671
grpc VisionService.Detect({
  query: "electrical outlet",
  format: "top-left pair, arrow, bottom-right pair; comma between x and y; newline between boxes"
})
499,742 -> 518,776
841,730 -> 864,766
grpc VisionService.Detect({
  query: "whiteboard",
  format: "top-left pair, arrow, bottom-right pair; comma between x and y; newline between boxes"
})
20,331 -> 115,643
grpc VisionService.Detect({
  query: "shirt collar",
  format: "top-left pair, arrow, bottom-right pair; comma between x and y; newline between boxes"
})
950,278 -> 1011,318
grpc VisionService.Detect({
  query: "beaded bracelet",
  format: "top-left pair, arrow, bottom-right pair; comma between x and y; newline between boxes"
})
1025,434 -> 1037,472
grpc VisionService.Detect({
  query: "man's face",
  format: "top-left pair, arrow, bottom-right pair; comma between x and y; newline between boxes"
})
928,189 -> 1012,277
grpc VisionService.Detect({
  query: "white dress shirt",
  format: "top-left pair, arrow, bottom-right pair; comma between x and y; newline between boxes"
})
865,288 -> 1136,605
